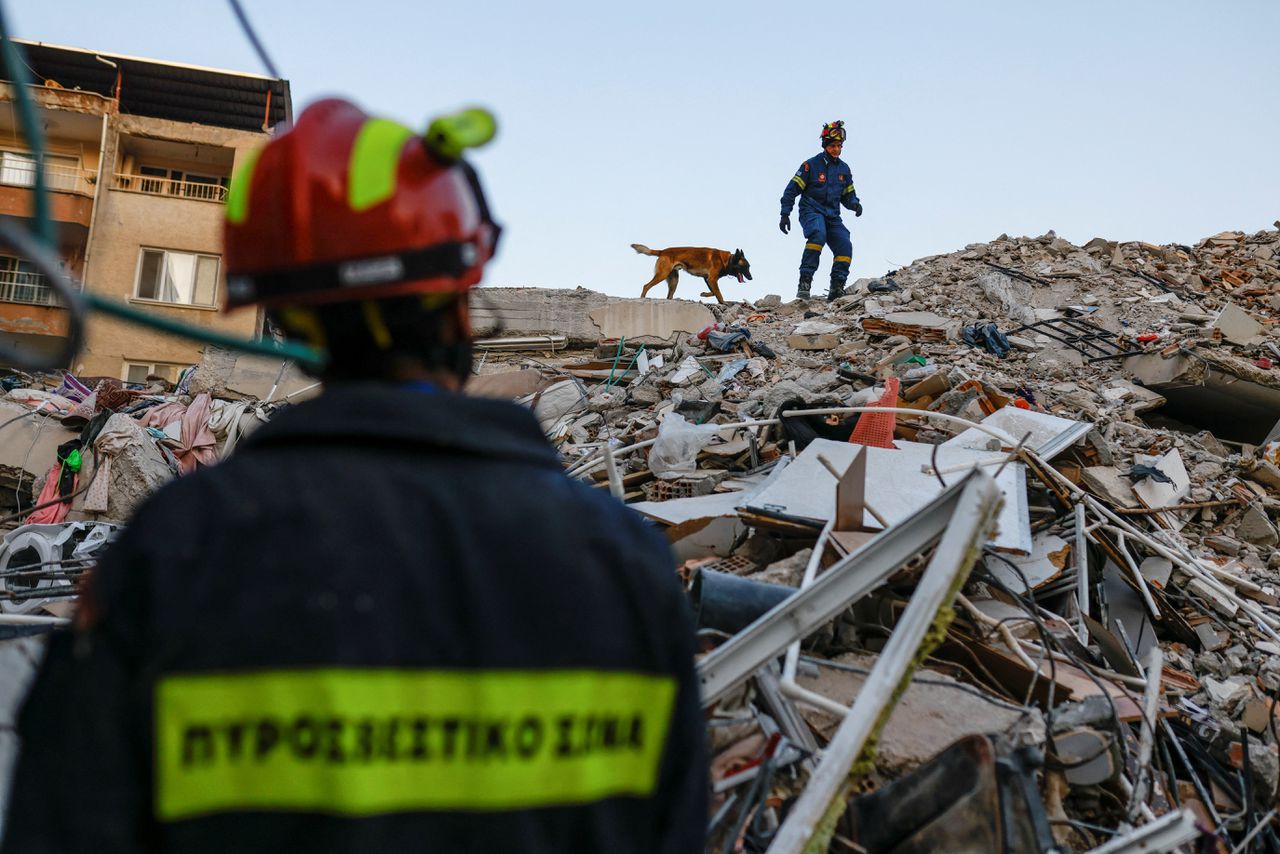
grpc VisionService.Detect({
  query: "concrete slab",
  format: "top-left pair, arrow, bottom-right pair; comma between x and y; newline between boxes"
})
1080,466 -> 1140,508
1212,303 -> 1265,346
587,300 -> 714,342
786,334 -> 840,351
797,652 -> 1042,774
0,399 -> 76,513
1126,352 -> 1280,444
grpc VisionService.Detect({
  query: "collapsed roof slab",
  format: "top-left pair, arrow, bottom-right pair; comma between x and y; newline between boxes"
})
1126,352 -> 1280,445
470,287 -> 714,347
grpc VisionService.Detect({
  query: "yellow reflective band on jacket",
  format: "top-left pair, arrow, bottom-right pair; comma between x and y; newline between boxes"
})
790,175 -> 806,190
805,243 -> 823,252
155,668 -> 676,821
348,118 -> 416,211
225,147 -> 263,225
834,255 -> 852,264
842,184 -> 857,196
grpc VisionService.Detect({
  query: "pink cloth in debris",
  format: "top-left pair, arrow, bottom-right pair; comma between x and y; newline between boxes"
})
176,394 -> 217,474
138,401 -> 188,431
28,462 -> 76,525
137,395 -> 217,474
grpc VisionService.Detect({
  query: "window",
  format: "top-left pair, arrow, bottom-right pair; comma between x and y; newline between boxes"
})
135,249 -> 220,306
123,362 -> 186,384
0,255 -> 57,305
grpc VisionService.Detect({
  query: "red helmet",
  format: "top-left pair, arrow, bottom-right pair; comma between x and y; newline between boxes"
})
223,98 -> 500,309
820,120 -> 846,145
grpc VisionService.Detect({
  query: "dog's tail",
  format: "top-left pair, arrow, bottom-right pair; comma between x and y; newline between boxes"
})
630,243 -> 658,256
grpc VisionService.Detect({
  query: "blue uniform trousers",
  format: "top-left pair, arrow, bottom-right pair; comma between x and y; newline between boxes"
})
799,212 -> 852,284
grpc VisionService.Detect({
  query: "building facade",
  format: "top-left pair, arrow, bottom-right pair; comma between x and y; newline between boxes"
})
0,40 -> 290,380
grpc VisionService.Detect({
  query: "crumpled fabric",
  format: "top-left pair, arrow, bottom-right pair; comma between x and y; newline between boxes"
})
1128,463 -> 1173,484
134,395 -> 216,474
83,426 -> 143,513
208,400 -> 271,457
28,462 -> 76,525
705,326 -> 776,358
962,322 -> 1012,358
138,401 -> 188,432
96,378 -> 133,413
175,394 -> 217,474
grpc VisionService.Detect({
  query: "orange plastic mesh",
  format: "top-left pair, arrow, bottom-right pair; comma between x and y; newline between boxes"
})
848,377 -> 901,448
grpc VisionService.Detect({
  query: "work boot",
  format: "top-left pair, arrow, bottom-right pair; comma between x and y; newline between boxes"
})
795,275 -> 812,300
827,279 -> 846,302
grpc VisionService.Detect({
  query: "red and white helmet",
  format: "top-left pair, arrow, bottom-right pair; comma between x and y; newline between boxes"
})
222,98 -> 500,309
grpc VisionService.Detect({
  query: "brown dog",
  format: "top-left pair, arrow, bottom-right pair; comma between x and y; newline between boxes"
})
632,244 -> 752,304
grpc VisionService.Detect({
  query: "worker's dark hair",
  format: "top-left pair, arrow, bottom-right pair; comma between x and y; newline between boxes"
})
269,294 -> 472,384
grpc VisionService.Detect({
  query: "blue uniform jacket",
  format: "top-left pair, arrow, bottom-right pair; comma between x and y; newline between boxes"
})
780,152 -> 859,219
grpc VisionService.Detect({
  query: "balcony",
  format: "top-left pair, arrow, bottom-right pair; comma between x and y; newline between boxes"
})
0,266 -> 62,307
111,172 -> 228,203
0,155 -> 95,196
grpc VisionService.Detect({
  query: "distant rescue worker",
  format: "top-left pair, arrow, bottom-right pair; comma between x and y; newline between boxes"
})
2,99 -> 706,853
779,120 -> 863,301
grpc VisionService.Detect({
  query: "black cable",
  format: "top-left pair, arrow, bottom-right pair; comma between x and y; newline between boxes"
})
226,0 -> 281,80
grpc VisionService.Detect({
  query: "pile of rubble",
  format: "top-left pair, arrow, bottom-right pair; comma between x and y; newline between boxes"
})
1,223 -> 1279,850
472,224 -> 1280,851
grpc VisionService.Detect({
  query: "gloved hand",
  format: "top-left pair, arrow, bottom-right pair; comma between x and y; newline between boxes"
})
852,201 -> 863,217
779,215 -> 790,234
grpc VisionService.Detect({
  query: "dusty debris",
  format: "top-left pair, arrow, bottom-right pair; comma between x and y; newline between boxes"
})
7,222 -> 1280,852
460,223 -> 1280,851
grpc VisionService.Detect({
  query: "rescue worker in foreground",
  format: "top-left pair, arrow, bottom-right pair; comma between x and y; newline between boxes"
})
779,120 -> 863,301
2,98 -> 707,853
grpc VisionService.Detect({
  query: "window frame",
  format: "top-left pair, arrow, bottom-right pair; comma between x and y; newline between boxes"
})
132,247 -> 221,308
122,361 -> 186,384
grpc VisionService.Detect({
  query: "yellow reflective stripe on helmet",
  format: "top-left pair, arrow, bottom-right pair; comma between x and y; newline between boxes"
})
155,668 -> 676,820
805,243 -> 823,252
348,118 -> 416,212
226,147 -> 263,225
791,175 -> 806,190
834,255 -> 852,263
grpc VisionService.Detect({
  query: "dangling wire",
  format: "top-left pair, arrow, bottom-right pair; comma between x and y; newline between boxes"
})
227,0 -> 281,80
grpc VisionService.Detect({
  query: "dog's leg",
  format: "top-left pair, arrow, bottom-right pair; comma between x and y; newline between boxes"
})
639,259 -> 672,298
665,271 -> 680,299
700,271 -> 727,304
706,276 -> 727,305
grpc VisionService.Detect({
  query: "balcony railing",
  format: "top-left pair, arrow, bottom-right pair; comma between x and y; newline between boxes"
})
0,160 -> 95,195
112,173 -> 228,203
0,268 -> 59,306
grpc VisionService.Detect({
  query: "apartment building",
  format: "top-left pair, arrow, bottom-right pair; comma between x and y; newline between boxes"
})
0,40 -> 289,380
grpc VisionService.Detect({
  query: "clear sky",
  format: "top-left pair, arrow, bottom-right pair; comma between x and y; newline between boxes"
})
11,1 -> 1280,301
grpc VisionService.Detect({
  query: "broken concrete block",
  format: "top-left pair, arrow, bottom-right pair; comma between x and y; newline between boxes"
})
1195,622 -> 1229,652
1203,675 -> 1250,707
1080,466 -> 1139,507
786,334 -> 840,351
185,346 -> 237,397
1236,504 -> 1280,547
69,413 -> 174,523
1212,303 -> 1266,346
1246,461 -> 1280,491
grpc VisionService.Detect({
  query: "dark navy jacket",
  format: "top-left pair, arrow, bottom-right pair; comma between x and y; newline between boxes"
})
2,384 -> 706,854
780,151 -> 860,219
